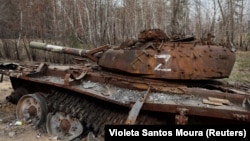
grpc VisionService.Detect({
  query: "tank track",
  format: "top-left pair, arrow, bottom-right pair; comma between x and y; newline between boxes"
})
45,89 -> 168,138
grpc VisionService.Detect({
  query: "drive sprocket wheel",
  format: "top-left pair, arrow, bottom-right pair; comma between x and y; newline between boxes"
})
16,92 -> 48,128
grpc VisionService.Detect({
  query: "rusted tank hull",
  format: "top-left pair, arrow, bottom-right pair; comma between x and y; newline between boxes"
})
1,62 -> 249,123
98,42 -> 236,80
9,76 -> 250,122
1,62 -> 249,140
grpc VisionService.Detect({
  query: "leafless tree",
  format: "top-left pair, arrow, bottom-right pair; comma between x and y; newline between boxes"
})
1,0 -> 250,62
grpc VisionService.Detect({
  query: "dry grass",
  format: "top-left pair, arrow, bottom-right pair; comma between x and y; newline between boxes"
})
223,51 -> 250,83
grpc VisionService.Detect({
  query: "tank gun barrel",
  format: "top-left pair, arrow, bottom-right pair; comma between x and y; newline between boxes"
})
29,41 -> 111,62
30,41 -> 89,56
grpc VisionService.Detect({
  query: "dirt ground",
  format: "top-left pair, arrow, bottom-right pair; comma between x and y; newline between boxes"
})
0,76 -> 55,141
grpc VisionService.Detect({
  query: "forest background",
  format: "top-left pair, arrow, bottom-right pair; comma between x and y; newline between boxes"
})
0,0 -> 250,63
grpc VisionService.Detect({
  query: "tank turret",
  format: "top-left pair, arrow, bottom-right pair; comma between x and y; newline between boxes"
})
30,29 -> 236,80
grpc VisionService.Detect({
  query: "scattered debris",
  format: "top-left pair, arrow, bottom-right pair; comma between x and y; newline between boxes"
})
14,121 -> 22,126
242,98 -> 250,110
138,29 -> 170,42
8,131 -> 16,137
36,132 -> 41,139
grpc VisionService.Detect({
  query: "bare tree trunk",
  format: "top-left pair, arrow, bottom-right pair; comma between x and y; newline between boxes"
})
83,2 -> 92,45
210,0 -> 217,33
195,0 -> 202,39
229,0 -> 234,44
140,0 -> 145,29
239,0 -> 244,49
61,1 -> 77,40
2,40 -> 11,59
14,40 -> 20,60
52,0 -> 57,42
94,1 -> 97,46
171,0 -> 180,34
122,4 -> 126,41
105,0 -> 111,44
217,0 -> 229,44
16,5 -> 23,60
151,2 -> 157,28
22,37 -> 31,61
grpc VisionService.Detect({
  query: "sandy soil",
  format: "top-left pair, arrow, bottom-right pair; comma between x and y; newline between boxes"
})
0,76 -> 55,141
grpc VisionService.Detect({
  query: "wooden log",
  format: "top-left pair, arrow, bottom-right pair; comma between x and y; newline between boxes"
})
202,99 -> 223,106
208,97 -> 231,105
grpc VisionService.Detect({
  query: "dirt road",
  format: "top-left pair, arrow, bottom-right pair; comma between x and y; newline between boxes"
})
0,76 -> 54,141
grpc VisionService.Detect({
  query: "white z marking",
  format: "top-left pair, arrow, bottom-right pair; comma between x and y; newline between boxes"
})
154,54 -> 171,72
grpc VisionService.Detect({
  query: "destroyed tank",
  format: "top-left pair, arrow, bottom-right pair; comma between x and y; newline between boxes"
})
0,29 -> 250,141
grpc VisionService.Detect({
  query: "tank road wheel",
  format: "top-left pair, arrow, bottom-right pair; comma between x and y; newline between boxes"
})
16,93 -> 48,128
46,112 -> 83,141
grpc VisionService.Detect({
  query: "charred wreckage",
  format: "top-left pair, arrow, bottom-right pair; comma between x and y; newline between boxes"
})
0,29 -> 250,140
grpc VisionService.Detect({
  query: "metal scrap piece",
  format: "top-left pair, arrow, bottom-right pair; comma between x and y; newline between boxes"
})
125,86 -> 151,125
242,98 -> 250,110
